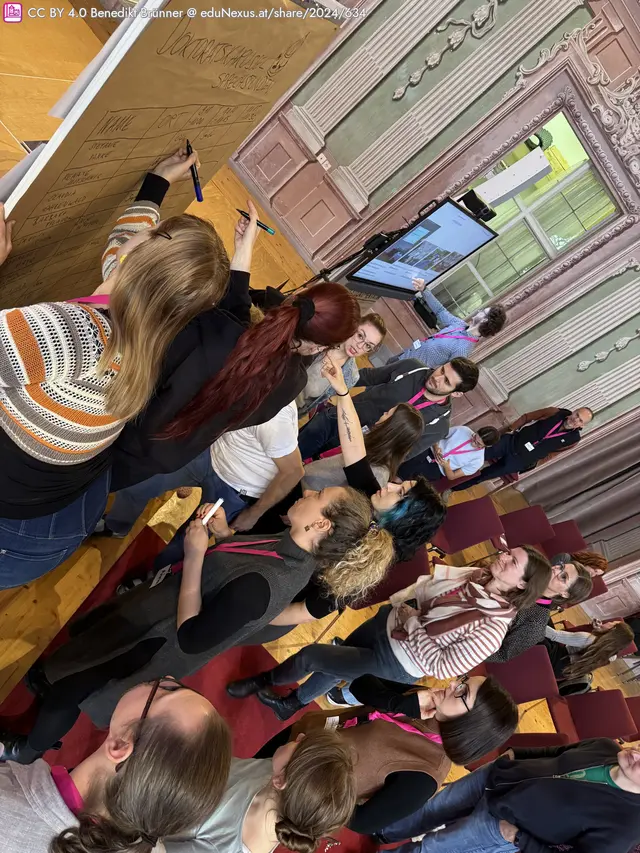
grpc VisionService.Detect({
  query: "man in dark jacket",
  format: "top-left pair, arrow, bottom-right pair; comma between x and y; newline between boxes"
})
375,738 -> 640,852
298,357 -> 479,461
451,405 -> 593,491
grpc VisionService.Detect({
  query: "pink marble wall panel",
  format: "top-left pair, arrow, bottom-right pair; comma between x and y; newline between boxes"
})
240,122 -> 309,200
281,180 -> 353,253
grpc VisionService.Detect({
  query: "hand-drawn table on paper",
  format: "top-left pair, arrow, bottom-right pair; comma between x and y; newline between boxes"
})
0,0 -> 335,307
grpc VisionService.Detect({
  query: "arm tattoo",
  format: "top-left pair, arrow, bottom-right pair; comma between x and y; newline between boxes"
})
340,408 -> 353,442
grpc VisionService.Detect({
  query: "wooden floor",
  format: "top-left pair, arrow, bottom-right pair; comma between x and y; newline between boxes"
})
0,9 -> 637,785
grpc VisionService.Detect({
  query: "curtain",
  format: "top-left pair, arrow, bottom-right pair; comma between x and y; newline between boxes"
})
518,416 -> 640,552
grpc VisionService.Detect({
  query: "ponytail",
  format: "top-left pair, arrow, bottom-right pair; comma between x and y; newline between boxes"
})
562,622 -> 634,681
162,281 -> 360,438
275,730 -> 356,853
50,714 -> 231,853
315,487 -> 395,603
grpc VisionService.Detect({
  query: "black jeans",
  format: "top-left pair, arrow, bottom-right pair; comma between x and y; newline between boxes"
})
27,639 -> 163,753
298,408 -> 340,460
269,605 -> 415,705
398,454 -> 443,482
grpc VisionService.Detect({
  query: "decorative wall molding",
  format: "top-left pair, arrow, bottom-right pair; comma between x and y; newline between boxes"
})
556,352 -> 640,412
289,0 -> 460,155
512,25 -> 640,190
392,0 -> 508,100
577,325 -> 640,371
492,274 -> 640,389
501,214 -> 640,309
592,71 -> 640,190
478,365 -> 510,405
344,0 -> 586,196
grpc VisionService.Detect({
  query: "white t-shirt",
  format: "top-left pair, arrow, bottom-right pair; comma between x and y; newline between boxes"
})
210,402 -> 299,498
435,425 -> 485,476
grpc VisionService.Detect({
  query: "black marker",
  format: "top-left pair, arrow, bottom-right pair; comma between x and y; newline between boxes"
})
186,139 -> 203,202
236,208 -> 276,235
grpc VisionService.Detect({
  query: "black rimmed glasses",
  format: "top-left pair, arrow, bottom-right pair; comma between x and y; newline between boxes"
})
452,674 -> 471,712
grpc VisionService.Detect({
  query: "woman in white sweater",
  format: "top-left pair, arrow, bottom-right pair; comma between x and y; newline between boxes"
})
0,677 -> 231,853
228,547 -> 552,720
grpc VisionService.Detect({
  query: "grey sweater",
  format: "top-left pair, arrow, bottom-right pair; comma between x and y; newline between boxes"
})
0,760 -> 77,853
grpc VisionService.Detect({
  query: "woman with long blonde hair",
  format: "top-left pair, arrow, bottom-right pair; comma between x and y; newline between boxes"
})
544,620 -> 635,683
0,148 -> 232,586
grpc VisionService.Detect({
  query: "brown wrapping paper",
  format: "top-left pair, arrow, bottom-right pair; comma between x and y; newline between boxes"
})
0,0 -> 335,306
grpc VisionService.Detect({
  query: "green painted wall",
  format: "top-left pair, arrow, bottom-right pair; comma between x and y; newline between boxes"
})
368,7 -> 592,205
483,267 -> 640,431
291,0 -> 408,105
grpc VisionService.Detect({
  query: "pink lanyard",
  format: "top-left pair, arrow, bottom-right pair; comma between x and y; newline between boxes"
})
432,329 -> 478,343
343,711 -> 443,743
68,295 -> 111,306
534,420 -> 568,446
408,391 -> 447,411
170,539 -> 281,573
442,438 -> 476,458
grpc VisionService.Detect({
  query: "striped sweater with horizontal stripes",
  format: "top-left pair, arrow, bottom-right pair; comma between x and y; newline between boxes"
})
386,565 -> 514,679
0,199 -> 160,465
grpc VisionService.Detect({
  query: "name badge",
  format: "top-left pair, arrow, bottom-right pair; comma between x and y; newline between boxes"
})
413,339 -> 421,350
524,441 -> 535,451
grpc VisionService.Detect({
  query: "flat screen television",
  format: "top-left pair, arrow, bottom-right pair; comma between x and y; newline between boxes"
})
347,198 -> 498,296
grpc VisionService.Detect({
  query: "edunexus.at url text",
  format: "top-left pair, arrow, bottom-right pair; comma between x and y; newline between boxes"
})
87,6 -> 366,19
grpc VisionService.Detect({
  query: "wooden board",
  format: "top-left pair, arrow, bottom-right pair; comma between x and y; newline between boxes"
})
0,0 -> 335,306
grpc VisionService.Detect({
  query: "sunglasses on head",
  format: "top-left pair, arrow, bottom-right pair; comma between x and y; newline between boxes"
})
115,676 -> 193,772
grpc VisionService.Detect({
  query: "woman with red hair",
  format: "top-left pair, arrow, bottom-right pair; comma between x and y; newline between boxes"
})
99,275 -> 361,538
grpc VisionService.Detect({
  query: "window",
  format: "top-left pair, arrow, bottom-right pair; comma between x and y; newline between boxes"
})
433,113 -> 617,315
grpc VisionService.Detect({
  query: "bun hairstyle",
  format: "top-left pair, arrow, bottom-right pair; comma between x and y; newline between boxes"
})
50,714 -> 232,853
275,730 -> 356,853
102,214 -> 230,422
162,280 -> 360,437
315,487 -> 395,604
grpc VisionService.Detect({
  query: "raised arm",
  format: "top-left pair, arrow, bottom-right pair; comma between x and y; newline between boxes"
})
100,146 -> 198,284
218,200 -> 260,324
413,277 -> 461,328
321,353 -> 366,466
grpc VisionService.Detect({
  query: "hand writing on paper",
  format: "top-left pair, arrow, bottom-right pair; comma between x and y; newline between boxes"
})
184,518 -> 210,559
152,146 -> 199,185
231,199 -> 259,273
0,203 -> 15,266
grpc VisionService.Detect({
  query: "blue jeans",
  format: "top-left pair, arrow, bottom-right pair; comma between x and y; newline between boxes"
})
0,469 -> 111,589
270,605 -> 416,705
298,407 -> 339,460
379,762 -> 517,852
106,449 -> 248,537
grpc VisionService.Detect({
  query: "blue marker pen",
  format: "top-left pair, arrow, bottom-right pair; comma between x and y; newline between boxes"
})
186,139 -> 203,202
236,208 -> 276,236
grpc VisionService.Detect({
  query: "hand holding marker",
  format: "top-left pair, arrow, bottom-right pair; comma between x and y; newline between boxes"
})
202,498 -> 224,526
186,139 -> 203,202
236,208 -> 276,236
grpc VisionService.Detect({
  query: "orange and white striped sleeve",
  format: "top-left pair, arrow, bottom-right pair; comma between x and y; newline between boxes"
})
101,200 -> 161,281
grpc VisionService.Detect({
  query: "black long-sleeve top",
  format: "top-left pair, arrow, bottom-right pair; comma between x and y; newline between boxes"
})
109,175 -> 307,491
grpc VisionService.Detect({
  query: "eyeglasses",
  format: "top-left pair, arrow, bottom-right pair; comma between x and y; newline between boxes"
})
552,562 -> 569,585
354,329 -> 378,354
452,674 -> 471,711
116,676 -> 190,772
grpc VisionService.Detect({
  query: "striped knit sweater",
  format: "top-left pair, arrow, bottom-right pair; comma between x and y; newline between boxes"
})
386,565 -> 514,679
0,198 -> 160,465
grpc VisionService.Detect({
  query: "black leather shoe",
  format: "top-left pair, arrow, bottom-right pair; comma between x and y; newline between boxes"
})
226,671 -> 273,699
257,688 -> 303,720
24,660 -> 52,699
0,732 -> 61,764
